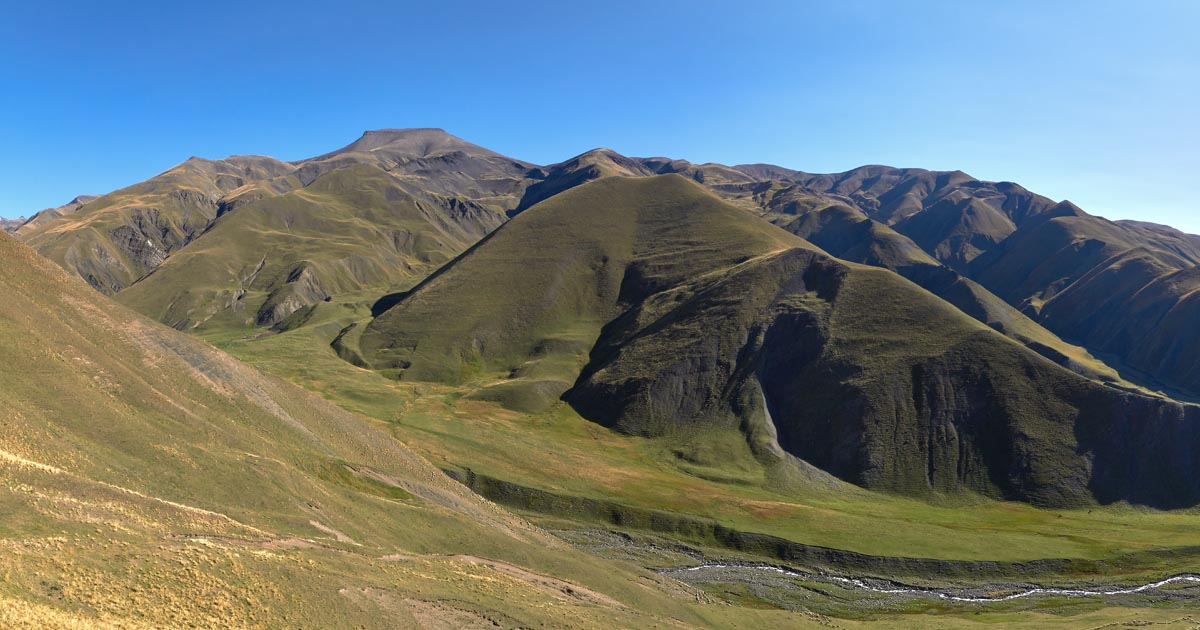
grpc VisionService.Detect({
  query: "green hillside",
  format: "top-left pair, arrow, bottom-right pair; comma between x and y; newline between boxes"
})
347,175 -> 1200,508
970,211 -> 1200,397
353,174 -> 802,400
20,156 -> 296,293
206,234 -> 1200,627
117,163 -> 499,331
0,230 -> 791,629
18,129 -> 530,309
12,129 -> 1200,625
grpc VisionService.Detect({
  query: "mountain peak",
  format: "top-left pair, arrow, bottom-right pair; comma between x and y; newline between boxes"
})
318,127 -> 507,160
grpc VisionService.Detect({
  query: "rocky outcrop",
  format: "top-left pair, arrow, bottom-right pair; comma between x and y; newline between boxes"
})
255,263 -> 330,327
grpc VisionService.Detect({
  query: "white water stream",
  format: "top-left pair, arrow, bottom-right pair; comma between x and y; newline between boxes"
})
667,563 -> 1200,603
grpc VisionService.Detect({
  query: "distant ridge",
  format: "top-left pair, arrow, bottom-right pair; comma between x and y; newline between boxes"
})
9,194 -> 97,235
17,128 -> 1200,400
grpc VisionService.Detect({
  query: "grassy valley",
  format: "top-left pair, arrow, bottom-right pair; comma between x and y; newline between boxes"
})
0,231 -> 812,629
10,129 -> 1200,628
206,263 -> 1200,627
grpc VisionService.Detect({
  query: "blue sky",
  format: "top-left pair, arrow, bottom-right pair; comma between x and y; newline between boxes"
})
2,1 -> 1197,232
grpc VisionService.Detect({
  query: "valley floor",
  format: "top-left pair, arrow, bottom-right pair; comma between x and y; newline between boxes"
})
196,290 -> 1200,627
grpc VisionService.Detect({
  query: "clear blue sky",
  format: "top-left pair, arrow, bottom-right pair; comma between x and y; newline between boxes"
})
2,1 -> 1197,232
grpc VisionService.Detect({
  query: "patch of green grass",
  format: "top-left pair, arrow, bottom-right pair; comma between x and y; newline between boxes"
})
210,310 -> 1200,575
317,459 -> 414,501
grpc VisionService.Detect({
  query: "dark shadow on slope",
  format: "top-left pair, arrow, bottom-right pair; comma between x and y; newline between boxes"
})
370,290 -> 412,317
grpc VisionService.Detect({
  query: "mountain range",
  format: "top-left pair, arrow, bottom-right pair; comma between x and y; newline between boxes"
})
7,127 -> 1200,626
14,129 -> 1200,507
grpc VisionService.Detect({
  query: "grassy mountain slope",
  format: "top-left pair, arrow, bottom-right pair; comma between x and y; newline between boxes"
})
507,150 -> 1132,390
970,210 -> 1200,396
18,129 -> 530,309
20,157 -> 296,293
12,195 -> 98,236
117,163 -> 497,330
0,230 -> 773,629
755,187 -> 1132,387
348,175 -> 1200,508
297,128 -> 535,216
202,269 -> 1200,626
24,131 -> 1197,401
352,174 -> 803,410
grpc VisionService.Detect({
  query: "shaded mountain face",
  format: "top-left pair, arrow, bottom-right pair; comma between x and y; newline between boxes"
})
727,167 -> 1200,397
969,211 -> 1200,396
746,166 -> 1061,270
346,176 -> 1200,508
0,217 -> 23,232
749,186 -> 1131,388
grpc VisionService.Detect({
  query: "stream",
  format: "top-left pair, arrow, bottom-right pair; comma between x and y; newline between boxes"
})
663,563 -> 1200,603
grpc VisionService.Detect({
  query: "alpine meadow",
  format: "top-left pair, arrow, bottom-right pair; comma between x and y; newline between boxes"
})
3,2 -> 1199,628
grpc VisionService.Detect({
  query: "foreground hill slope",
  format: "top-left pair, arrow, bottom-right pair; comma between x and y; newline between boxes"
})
348,175 -> 1200,508
0,231 -> 744,629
